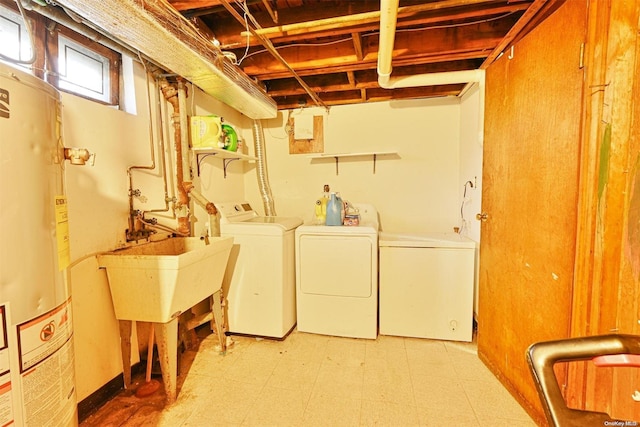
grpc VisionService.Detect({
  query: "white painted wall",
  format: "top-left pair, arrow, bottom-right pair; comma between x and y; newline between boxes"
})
61,60 -> 483,403
245,98 -> 466,233
459,83 -> 485,315
63,59 -> 250,401
459,83 -> 484,243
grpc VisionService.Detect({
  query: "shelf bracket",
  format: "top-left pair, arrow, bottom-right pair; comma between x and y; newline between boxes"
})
196,153 -> 240,178
312,151 -> 397,175
222,158 -> 239,178
196,153 -> 214,176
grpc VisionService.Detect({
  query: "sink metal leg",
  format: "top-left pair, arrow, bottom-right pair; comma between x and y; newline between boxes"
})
118,320 -> 133,389
154,319 -> 178,404
211,290 -> 227,354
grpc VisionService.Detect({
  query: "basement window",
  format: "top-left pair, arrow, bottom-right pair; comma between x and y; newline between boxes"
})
57,34 -> 112,104
0,3 -> 33,67
0,0 -> 120,106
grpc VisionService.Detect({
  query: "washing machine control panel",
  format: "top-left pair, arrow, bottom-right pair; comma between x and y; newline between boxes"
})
234,203 -> 252,212
216,201 -> 258,222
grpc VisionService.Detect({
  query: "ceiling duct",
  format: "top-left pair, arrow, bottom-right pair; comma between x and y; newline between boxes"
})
54,0 -> 277,119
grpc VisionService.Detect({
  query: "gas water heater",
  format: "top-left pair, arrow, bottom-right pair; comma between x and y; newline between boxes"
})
0,64 -> 77,426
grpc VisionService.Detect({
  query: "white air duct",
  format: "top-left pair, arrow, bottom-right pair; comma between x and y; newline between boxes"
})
54,0 -> 277,119
377,0 -> 484,88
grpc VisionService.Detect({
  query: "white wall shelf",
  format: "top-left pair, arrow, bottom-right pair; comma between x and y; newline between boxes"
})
308,151 -> 399,175
192,147 -> 256,178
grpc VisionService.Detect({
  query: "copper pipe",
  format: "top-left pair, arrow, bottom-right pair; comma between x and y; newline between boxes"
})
158,77 -> 190,235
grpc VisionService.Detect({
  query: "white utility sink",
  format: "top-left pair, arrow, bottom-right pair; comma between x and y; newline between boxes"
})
97,236 -> 233,323
97,236 -> 233,404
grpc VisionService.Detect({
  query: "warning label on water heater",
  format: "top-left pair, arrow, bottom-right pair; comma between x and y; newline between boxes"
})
17,298 -> 75,426
54,196 -> 70,270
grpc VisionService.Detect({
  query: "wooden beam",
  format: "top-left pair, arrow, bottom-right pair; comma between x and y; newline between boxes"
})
347,71 -> 356,87
352,32 -> 364,61
249,48 -> 487,81
217,0 -> 328,110
568,0 -> 640,420
169,0 -> 222,12
240,0 -> 503,38
216,3 -> 530,48
238,19 -> 511,79
261,0 -> 278,24
480,0 -> 557,68
188,16 -> 217,41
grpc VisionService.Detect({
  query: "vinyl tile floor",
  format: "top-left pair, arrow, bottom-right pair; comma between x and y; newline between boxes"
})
80,329 -> 537,426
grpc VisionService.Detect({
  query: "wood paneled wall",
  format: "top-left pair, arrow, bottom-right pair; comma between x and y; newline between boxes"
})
569,0 -> 640,420
480,0 -> 640,423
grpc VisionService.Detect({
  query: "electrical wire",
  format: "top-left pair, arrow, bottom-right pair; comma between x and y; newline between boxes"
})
233,0 -> 252,65
459,180 -> 474,235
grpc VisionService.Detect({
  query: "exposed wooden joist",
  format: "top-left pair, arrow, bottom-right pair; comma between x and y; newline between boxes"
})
216,0 -> 328,109
169,0 -> 222,12
261,0 -> 278,24
216,2 -> 530,49
166,0 -> 550,109
480,0 -> 558,68
347,71 -> 356,87
266,61 -> 480,97
251,48 -> 487,81
240,0 -> 502,38
352,32 -> 364,61
275,84 -> 462,109
238,18 -> 512,79
250,51 -> 486,81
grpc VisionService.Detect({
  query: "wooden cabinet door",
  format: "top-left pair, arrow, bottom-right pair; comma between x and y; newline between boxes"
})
477,0 -> 587,423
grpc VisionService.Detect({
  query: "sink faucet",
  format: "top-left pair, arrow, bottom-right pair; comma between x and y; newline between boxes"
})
126,210 -> 155,242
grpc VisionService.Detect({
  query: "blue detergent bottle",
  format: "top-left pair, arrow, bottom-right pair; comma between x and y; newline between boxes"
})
325,192 -> 343,226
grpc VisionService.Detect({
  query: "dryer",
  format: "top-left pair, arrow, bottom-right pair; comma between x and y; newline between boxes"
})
216,201 -> 302,338
295,204 -> 379,339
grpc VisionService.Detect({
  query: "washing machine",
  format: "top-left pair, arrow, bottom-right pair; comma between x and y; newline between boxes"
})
216,201 -> 303,338
379,232 -> 476,342
295,204 -> 379,339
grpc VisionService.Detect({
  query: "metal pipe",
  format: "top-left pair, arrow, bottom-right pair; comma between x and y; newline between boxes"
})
157,77 -> 190,235
176,81 -> 221,237
126,63 -> 186,240
141,68 -> 176,220
126,65 -> 158,240
252,120 -> 276,216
